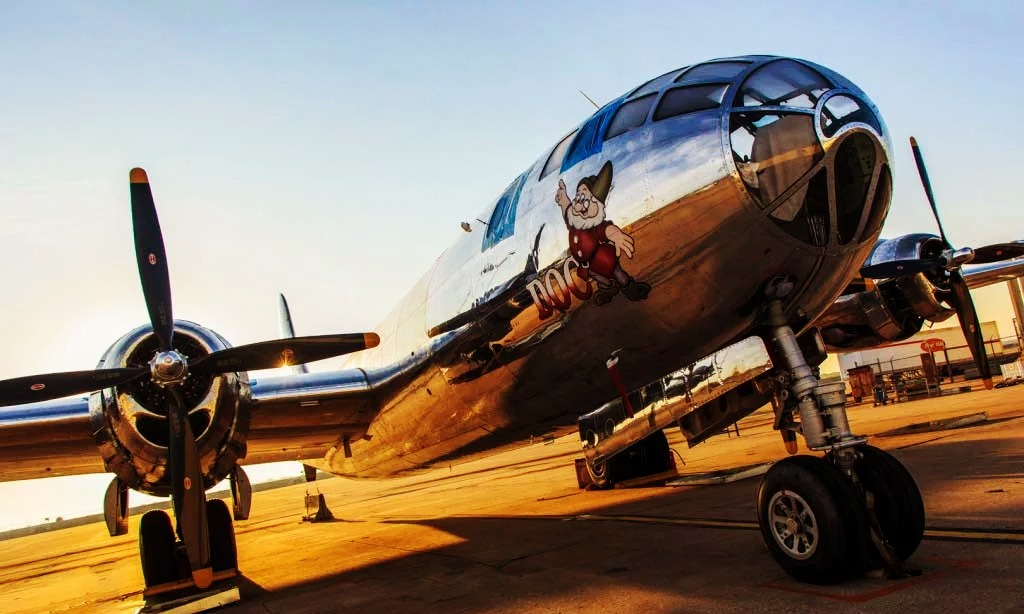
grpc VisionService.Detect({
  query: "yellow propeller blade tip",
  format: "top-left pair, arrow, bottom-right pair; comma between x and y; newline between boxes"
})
129,168 -> 149,184
364,333 -> 380,349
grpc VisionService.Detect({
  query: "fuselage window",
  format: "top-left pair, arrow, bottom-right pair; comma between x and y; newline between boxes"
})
629,68 -> 684,98
737,59 -> 831,108
483,173 -> 527,250
540,131 -> 577,180
604,94 -> 656,141
676,61 -> 750,83
561,102 -> 620,172
653,84 -> 729,122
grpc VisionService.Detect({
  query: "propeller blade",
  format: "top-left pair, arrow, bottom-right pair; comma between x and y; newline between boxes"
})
910,137 -> 951,249
166,388 -> 212,587
190,333 -> 380,376
947,271 -> 994,389
130,168 -> 174,352
0,367 -> 146,407
971,242 -> 1024,265
860,257 -> 945,279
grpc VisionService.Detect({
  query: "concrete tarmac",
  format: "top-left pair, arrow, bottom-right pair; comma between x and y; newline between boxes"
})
1,385 -> 1022,613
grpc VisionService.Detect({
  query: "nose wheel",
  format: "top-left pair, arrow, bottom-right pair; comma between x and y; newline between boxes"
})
757,455 -> 868,584
757,448 -> 924,584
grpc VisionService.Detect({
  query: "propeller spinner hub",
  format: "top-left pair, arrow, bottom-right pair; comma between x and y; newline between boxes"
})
946,247 -> 975,270
149,350 -> 189,386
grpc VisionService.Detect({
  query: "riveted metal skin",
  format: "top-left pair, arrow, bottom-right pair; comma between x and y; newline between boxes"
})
327,55 -> 893,478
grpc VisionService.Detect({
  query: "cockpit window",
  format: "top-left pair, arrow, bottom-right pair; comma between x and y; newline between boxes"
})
540,130 -> 577,179
820,94 -> 882,137
738,59 -> 831,108
654,84 -> 729,122
605,94 -> 655,141
629,68 -> 684,98
676,61 -> 750,83
483,173 -> 526,250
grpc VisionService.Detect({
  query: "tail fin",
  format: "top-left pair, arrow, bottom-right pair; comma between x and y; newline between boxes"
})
278,294 -> 310,374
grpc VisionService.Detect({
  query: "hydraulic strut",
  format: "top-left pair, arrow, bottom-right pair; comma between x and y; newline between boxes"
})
766,301 -> 864,453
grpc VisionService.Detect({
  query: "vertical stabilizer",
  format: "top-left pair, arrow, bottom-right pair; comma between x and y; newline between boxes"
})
278,294 -> 310,374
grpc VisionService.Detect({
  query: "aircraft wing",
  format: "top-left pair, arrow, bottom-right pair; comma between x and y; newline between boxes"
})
244,369 -> 378,464
0,398 -> 100,480
0,368 -> 379,482
961,258 -> 1024,289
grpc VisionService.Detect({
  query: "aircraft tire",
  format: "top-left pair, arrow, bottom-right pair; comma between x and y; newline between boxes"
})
851,445 -> 925,562
139,510 -> 178,587
757,455 -> 868,584
585,430 -> 672,488
207,499 -> 238,572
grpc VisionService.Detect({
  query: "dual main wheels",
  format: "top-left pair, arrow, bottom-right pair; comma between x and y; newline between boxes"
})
139,499 -> 238,588
585,430 -> 675,489
757,445 -> 924,584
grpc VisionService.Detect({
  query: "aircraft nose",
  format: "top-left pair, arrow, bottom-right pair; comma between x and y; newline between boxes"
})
729,96 -> 889,248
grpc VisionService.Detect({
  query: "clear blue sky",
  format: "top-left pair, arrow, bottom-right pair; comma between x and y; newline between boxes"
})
0,2 -> 1022,525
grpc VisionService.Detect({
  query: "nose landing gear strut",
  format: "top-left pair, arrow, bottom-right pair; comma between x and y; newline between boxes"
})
757,301 -> 924,583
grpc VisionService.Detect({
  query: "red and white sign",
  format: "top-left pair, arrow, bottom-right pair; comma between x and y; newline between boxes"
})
920,338 -> 946,352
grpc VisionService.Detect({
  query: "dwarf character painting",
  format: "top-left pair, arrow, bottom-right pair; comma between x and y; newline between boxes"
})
556,161 -> 650,305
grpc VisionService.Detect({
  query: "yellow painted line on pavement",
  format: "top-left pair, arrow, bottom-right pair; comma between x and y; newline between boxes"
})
568,514 -> 1024,544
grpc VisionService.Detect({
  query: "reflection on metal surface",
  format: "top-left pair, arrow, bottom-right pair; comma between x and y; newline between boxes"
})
0,57 -> 900,484
324,56 -> 893,478
579,337 -> 773,465
88,320 -> 248,497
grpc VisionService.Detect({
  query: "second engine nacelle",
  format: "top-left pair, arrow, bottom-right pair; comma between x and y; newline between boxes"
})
88,320 -> 251,497
818,234 -> 957,351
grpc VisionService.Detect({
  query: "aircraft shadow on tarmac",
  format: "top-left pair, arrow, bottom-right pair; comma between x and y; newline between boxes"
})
226,432 -> 1024,613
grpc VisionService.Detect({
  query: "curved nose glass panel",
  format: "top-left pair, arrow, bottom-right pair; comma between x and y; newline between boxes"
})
862,163 -> 891,241
676,61 -> 750,83
834,133 -> 877,244
738,59 -> 831,108
730,113 -> 823,208
821,94 -> 883,138
771,169 -> 830,246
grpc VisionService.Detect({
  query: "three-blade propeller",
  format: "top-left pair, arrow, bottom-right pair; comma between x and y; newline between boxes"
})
0,168 -> 380,584
859,137 -> 1019,389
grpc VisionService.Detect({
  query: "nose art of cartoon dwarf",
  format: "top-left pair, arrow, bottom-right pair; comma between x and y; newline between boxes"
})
556,161 -> 650,305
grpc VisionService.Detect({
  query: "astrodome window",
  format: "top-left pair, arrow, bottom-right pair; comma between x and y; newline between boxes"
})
654,84 -> 729,122
605,94 -> 656,141
629,68 -> 684,98
737,59 -> 831,108
540,130 -> 577,180
820,94 -> 882,138
676,61 -> 750,83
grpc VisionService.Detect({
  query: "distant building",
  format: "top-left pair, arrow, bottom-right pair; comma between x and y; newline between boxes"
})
837,321 -> 1008,378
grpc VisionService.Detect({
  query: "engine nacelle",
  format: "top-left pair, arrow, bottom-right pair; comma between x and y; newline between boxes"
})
88,320 -> 250,497
818,233 -> 957,351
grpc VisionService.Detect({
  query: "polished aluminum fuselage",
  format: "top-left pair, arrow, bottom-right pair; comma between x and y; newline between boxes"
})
327,56 -> 892,477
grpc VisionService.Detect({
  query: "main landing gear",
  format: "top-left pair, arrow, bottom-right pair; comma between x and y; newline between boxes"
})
139,500 -> 238,589
758,300 -> 925,583
133,465 -> 250,597
580,430 -> 675,489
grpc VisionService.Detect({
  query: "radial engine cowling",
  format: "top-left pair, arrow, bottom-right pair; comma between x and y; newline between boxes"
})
818,233 -> 957,351
88,320 -> 250,497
